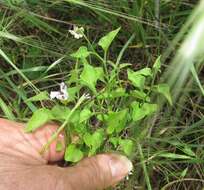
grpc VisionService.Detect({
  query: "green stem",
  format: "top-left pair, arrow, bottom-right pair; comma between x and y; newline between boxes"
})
91,52 -> 104,63
74,59 -> 79,98
83,34 -> 106,74
141,70 -> 157,106
103,51 -> 109,77
110,33 -> 135,86
138,143 -> 152,190
40,94 -> 87,154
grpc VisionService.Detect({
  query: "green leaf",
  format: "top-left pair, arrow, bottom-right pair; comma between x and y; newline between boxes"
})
131,102 -> 146,121
68,69 -> 79,84
80,64 -> 104,92
119,139 -> 134,156
71,46 -> 90,59
97,88 -> 127,99
106,109 -> 128,134
119,63 -> 132,69
130,90 -> 150,101
64,144 -> 84,162
51,105 -> 71,120
95,67 -> 104,81
109,137 -> 120,148
25,108 -> 53,132
83,132 -> 93,147
96,113 -> 108,121
92,129 -> 104,150
68,0 -> 82,3
98,27 -> 121,52
131,102 -> 157,121
182,145 -> 196,157
79,108 -> 92,123
158,153 -> 192,160
145,103 -> 158,114
26,91 -> 49,102
181,168 -> 188,178
0,97 -> 15,120
67,86 -> 80,102
110,88 -> 127,98
69,110 -> 80,124
153,56 -> 161,73
83,129 -> 104,156
80,64 -> 96,91
134,68 -> 152,77
154,83 -> 172,105
51,105 -> 80,123
73,123 -> 88,135
127,69 -> 146,89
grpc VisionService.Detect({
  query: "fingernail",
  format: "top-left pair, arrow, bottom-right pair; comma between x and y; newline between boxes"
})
109,155 -> 133,180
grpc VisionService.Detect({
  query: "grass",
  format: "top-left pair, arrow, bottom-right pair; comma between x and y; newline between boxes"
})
0,0 -> 204,189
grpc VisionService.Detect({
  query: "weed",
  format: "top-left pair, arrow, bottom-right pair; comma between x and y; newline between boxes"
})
0,0 -> 204,189
25,28 -> 172,162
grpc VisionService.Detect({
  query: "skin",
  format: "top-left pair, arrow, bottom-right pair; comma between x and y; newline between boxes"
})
0,118 -> 132,190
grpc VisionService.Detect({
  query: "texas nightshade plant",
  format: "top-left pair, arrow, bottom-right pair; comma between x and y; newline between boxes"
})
25,27 -> 172,163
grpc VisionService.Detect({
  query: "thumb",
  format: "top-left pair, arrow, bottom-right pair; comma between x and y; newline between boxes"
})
58,154 -> 133,190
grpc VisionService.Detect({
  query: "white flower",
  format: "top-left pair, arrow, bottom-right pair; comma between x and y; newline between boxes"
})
69,25 -> 84,39
84,93 -> 91,99
50,82 -> 69,101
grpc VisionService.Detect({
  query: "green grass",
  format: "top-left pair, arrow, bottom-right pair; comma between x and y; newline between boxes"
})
0,0 -> 204,189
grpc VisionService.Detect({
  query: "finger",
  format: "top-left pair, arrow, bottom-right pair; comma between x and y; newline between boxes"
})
0,118 -> 65,164
29,123 -> 65,163
57,154 -> 133,190
0,154 -> 132,190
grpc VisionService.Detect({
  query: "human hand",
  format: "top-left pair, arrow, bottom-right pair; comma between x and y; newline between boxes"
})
0,118 -> 133,190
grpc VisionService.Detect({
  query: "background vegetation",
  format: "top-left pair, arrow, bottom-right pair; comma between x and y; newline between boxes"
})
0,0 -> 204,189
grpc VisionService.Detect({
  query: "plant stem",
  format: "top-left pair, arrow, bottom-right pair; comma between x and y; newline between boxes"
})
138,143 -> 152,190
40,94 -> 87,154
103,51 -> 109,77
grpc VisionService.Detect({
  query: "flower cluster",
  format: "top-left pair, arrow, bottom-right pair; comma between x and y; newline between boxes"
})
69,25 -> 84,39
